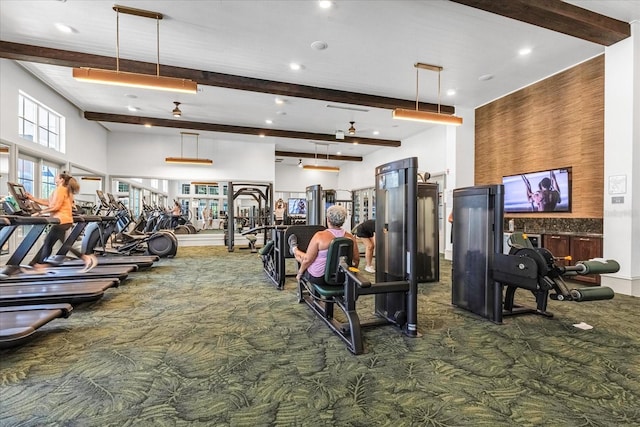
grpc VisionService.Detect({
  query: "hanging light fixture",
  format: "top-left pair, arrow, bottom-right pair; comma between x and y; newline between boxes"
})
165,132 -> 213,165
303,143 -> 340,172
348,121 -> 356,135
392,63 -> 462,126
73,5 -> 197,94
172,102 -> 182,117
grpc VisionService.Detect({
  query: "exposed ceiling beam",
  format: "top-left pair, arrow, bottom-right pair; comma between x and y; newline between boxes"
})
0,41 -> 455,114
84,112 -> 402,148
450,0 -> 630,46
275,150 -> 362,162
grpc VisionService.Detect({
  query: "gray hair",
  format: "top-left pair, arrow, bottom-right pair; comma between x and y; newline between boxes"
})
326,205 -> 347,227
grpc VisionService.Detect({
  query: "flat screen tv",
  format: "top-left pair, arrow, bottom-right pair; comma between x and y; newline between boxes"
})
288,198 -> 307,215
502,167 -> 571,213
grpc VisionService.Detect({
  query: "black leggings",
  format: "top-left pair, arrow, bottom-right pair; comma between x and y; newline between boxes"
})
35,223 -> 84,264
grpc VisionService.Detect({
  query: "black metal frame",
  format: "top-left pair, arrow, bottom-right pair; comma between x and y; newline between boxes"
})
297,239 -> 409,355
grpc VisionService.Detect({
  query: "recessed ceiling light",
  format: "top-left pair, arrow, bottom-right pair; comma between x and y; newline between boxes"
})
289,62 -> 302,71
478,74 -> 494,81
265,119 -> 273,125
127,106 -> 139,112
259,134 -> 265,138
275,97 -> 285,105
311,40 -> 328,51
54,23 -> 76,34
372,131 -> 380,136
519,47 -> 532,56
336,151 -> 342,155
319,1 -> 332,9
144,124 -> 152,128
446,89 -> 456,96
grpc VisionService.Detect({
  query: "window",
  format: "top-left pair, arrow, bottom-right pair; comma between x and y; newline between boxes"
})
181,184 -> 191,194
118,182 -> 129,192
195,185 -> 207,195
17,157 -> 36,194
150,179 -> 158,189
41,165 -> 58,199
18,92 -> 64,152
208,185 -> 219,195
222,185 -> 228,196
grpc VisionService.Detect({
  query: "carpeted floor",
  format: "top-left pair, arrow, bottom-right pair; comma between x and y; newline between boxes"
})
1,246 -> 639,426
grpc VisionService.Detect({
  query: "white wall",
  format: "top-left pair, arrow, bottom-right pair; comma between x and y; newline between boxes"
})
602,21 -> 640,296
338,125 -> 448,191
0,59 -> 109,173
106,131 -> 275,183
275,162 -> 339,193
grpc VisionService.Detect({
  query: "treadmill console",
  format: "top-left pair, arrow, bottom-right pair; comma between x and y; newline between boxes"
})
6,182 -> 42,215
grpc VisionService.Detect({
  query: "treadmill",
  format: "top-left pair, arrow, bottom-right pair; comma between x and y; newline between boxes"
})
33,215 -> 157,271
0,214 -> 121,303
0,303 -> 73,349
2,183 -> 137,282
0,215 -> 134,283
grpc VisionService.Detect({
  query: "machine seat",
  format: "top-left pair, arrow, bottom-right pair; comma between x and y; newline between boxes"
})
307,237 -> 353,298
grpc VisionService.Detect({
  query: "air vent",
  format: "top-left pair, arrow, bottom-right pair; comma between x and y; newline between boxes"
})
326,104 -> 370,113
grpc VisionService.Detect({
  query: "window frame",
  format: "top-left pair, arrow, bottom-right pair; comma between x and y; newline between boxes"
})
18,92 -> 65,153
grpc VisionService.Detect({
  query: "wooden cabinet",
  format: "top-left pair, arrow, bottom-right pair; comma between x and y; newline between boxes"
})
570,236 -> 603,285
542,234 -> 603,285
543,234 -> 571,267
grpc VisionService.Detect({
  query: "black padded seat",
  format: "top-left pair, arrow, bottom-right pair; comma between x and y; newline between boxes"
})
0,303 -> 73,349
308,237 -> 354,298
283,225 -> 326,257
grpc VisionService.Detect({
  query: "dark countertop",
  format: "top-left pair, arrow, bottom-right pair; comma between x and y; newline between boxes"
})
510,231 -> 603,238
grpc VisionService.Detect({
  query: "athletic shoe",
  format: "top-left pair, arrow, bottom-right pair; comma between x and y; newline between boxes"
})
365,265 -> 376,273
21,264 -> 48,275
288,234 -> 298,256
79,255 -> 98,273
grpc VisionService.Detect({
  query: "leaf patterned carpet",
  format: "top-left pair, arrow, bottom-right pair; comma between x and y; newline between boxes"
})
1,246 -> 639,426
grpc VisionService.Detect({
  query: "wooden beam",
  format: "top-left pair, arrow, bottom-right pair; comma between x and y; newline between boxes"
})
0,41 -> 455,114
450,0 -> 630,46
83,112 -> 401,148
275,150 -> 362,162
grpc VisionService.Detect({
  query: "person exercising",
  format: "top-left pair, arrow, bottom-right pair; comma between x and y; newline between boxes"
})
524,171 -> 561,212
25,172 -> 97,273
288,205 -> 359,285
354,218 -> 376,273
171,201 -> 182,228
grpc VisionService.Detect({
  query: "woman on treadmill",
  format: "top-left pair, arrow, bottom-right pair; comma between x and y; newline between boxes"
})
25,172 -> 97,273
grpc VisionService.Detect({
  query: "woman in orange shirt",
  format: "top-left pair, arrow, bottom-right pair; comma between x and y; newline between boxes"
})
26,172 -> 97,273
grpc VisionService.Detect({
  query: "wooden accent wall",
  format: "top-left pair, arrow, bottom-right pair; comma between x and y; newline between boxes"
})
475,55 -> 604,218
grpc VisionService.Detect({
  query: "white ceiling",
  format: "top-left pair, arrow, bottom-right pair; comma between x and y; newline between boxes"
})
1,0 -> 639,166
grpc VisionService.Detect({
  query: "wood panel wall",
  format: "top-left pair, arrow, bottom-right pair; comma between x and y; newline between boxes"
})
475,55 -> 604,218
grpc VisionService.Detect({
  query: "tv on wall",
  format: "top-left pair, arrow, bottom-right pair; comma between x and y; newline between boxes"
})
502,168 -> 571,213
288,198 -> 307,215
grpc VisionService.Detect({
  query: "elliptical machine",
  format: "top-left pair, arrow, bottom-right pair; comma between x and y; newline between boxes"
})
81,190 -> 178,258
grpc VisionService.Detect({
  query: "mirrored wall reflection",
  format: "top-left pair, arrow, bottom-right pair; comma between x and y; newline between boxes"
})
0,144 -> 9,199
70,164 -> 105,214
110,177 -> 169,219
0,144 -> 8,255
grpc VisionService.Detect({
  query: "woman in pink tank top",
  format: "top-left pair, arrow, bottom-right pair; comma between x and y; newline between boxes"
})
290,205 -> 360,284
